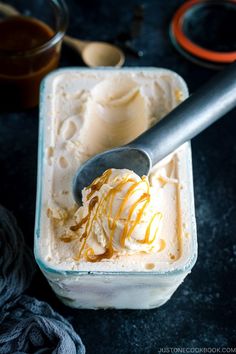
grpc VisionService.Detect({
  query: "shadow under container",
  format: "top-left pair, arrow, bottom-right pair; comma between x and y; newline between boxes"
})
35,67 -> 198,309
0,0 -> 68,110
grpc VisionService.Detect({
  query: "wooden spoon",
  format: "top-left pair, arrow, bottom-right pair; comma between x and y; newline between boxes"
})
0,2 -> 125,68
64,35 -> 125,67
0,2 -> 19,16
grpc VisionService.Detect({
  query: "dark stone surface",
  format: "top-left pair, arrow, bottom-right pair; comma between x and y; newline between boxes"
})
0,0 -> 235,353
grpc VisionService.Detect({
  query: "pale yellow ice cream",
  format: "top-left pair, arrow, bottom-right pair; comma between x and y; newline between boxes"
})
79,76 -> 149,155
41,70 -> 192,273
36,69 -> 196,310
71,168 -> 164,262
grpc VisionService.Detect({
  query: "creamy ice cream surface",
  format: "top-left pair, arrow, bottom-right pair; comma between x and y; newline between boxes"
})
72,168 -> 164,261
79,76 -> 149,154
38,68 -> 194,273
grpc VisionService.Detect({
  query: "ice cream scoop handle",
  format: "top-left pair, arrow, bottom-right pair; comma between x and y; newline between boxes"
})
129,62 -> 236,165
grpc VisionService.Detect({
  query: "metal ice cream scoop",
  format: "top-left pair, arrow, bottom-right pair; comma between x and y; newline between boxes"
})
73,62 -> 236,203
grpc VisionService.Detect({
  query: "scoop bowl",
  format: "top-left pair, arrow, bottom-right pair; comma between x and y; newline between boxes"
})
73,147 -> 151,204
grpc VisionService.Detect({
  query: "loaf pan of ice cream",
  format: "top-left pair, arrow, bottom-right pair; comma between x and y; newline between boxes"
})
34,68 -> 197,309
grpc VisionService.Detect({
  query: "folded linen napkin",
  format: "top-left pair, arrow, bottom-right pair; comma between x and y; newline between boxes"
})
0,205 -> 85,354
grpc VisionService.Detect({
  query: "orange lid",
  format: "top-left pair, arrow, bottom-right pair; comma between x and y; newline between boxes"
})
171,0 -> 236,64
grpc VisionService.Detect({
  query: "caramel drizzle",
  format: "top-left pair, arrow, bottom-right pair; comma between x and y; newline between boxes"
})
70,216 -> 88,231
74,171 -> 164,263
137,212 -> 162,244
120,192 -> 150,247
107,178 -> 137,229
70,196 -> 98,232
74,184 -> 112,261
86,169 -> 112,200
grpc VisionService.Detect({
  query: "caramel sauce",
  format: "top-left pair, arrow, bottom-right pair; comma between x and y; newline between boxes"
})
86,169 -> 112,200
0,16 -> 59,109
83,177 -> 135,261
70,196 -> 98,232
74,194 -> 106,261
125,193 -> 150,239
74,170 -> 165,263
89,196 -> 99,211
158,239 -> 166,252
109,179 -> 143,229
169,253 -> 176,260
107,178 -> 136,229
85,247 -> 112,263
70,215 -> 89,232
138,212 -> 162,244
120,193 -> 150,247
60,234 -> 77,243
145,263 -> 155,270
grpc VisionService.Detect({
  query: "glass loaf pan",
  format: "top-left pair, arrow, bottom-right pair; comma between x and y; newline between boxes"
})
34,68 -> 197,309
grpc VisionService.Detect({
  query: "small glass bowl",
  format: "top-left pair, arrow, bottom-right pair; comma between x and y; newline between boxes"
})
0,0 -> 68,110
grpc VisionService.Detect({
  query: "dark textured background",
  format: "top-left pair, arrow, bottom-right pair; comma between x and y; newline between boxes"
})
0,0 -> 236,352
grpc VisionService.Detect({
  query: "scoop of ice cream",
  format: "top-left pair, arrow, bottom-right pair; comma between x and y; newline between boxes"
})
79,76 -> 149,155
72,169 -> 164,262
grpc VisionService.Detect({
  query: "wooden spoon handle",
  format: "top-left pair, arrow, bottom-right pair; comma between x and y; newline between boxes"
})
0,2 -> 20,16
63,35 -> 89,53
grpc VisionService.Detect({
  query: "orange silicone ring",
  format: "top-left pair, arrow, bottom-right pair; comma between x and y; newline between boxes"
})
171,0 -> 236,63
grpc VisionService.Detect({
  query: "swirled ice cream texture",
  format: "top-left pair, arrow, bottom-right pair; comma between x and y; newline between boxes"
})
41,70 -> 192,272
71,169 -> 165,262
79,76 -> 149,155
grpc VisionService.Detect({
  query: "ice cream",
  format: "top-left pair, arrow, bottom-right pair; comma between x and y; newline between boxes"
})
35,68 -> 197,309
71,168 -> 164,262
79,76 -> 149,155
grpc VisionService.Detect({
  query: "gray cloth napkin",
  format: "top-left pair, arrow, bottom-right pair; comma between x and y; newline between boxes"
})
0,205 -> 85,354
0,205 -> 33,308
